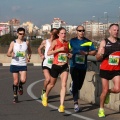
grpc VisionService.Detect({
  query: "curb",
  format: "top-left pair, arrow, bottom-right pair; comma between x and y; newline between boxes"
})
0,63 -> 2,66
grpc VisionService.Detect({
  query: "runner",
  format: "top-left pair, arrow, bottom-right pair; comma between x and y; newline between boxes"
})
38,28 -> 58,99
69,25 -> 96,112
42,27 -> 70,113
7,27 -> 32,103
96,23 -> 120,118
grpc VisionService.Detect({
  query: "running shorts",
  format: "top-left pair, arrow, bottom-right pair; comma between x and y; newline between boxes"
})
10,65 -> 27,73
100,69 -> 120,80
42,59 -> 51,73
51,63 -> 69,78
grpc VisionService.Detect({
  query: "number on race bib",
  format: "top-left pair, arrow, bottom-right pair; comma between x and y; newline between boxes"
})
75,54 -> 85,64
58,53 -> 67,63
16,51 -> 25,57
109,55 -> 119,65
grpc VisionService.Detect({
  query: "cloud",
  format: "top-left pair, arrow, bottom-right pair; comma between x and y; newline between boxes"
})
11,6 -> 21,12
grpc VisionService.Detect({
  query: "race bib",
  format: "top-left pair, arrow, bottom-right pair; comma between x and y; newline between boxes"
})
58,53 -> 67,63
75,54 -> 85,64
47,56 -> 54,66
16,51 -> 25,57
109,55 -> 119,65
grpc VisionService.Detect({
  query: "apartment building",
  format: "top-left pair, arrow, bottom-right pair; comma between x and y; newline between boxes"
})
51,18 -> 66,28
82,21 -> 111,37
0,22 -> 10,36
41,24 -> 51,31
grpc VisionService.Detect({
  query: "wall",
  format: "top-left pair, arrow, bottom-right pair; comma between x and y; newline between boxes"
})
0,54 -> 42,66
67,61 -> 120,112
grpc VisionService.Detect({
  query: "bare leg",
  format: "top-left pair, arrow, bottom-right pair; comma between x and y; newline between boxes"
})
19,71 -> 27,84
110,76 -> 120,93
60,71 -> 68,105
100,78 -> 109,108
43,69 -> 51,90
13,73 -> 19,86
45,77 -> 57,97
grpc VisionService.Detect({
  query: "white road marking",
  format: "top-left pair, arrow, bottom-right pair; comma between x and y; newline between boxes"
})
27,79 -> 95,120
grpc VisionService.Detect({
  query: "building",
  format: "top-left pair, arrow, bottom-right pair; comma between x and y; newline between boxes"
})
51,18 -> 67,29
41,24 -> 51,31
82,21 -> 111,37
7,18 -> 20,35
0,22 -> 10,36
8,18 -> 20,26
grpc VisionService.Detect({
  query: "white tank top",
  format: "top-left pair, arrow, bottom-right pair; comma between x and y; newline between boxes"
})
11,40 -> 28,66
43,39 -> 54,68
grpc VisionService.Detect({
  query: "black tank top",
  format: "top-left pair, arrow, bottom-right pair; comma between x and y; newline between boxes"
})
103,38 -> 120,59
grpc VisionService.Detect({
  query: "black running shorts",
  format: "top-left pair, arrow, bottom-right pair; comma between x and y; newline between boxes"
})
100,69 -> 120,80
51,63 -> 69,78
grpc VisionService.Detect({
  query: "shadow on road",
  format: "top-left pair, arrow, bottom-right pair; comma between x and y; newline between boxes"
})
18,98 -> 40,103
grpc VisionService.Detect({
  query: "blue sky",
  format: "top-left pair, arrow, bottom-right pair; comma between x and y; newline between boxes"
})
0,0 -> 120,27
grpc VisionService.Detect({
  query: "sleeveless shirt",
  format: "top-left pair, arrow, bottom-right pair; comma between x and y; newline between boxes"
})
53,39 -> 69,64
42,39 -> 54,68
11,40 -> 28,66
100,38 -> 120,70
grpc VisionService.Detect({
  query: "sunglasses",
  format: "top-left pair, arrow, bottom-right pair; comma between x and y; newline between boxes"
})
18,33 -> 25,35
77,30 -> 85,32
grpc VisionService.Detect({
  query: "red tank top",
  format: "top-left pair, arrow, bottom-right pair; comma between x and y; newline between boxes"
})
100,51 -> 120,70
100,39 -> 120,71
53,39 -> 69,64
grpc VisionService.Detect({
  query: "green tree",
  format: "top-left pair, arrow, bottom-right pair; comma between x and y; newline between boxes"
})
30,38 -> 43,53
0,34 -> 16,45
30,38 -> 43,47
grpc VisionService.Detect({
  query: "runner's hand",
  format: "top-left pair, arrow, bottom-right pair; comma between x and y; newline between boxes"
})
68,53 -> 73,58
80,51 -> 87,55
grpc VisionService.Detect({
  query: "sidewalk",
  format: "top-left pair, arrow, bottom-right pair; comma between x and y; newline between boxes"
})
50,77 -> 120,120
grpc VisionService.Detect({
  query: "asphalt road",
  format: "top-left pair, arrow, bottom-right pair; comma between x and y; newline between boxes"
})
0,66 -> 119,120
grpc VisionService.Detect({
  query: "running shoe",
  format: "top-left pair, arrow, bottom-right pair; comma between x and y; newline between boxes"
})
69,81 -> 73,95
98,108 -> 105,118
58,105 -> 65,113
42,93 -> 48,107
41,90 -> 46,100
13,95 -> 18,103
74,104 -> 80,112
18,85 -> 23,95
104,93 -> 110,104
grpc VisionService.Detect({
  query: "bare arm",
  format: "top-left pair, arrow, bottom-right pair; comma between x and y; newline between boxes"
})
80,50 -> 96,56
88,50 -> 96,56
26,40 -> 32,61
96,40 -> 105,60
47,40 -> 65,56
7,41 -> 14,57
38,40 -> 46,59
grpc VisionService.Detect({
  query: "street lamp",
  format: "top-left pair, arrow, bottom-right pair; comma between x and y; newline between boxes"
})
104,12 -> 108,37
91,16 -> 95,41
118,7 -> 120,25
92,16 -> 95,22
104,12 -> 109,26
104,12 -> 107,20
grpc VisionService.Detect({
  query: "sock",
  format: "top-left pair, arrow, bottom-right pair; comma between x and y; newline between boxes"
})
100,108 -> 104,110
13,85 -> 18,95
43,89 -> 46,92
19,81 -> 24,86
